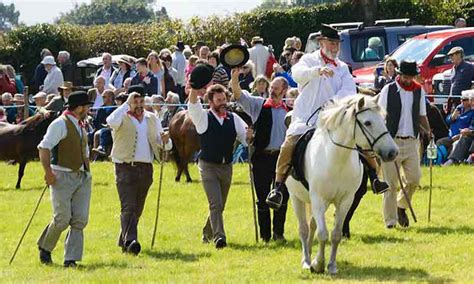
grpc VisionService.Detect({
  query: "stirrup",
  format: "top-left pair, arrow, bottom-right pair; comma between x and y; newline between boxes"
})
372,179 -> 389,194
266,189 -> 283,210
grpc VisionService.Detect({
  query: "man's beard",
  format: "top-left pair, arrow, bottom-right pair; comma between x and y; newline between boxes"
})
212,103 -> 226,114
322,47 -> 338,60
134,107 -> 144,115
400,79 -> 413,86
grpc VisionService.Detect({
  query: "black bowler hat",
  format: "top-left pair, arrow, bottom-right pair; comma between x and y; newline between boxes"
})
396,60 -> 420,76
317,24 -> 341,42
128,85 -> 145,96
220,44 -> 250,69
190,63 -> 214,89
64,91 -> 93,108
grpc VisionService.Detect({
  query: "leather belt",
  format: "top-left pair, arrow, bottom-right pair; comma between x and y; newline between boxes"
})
121,161 -> 151,167
395,136 -> 414,140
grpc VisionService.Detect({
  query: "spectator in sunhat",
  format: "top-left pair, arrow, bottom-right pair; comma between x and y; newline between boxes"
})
41,55 -> 64,95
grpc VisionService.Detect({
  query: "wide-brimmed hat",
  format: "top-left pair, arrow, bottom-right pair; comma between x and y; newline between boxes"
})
461,89 -> 473,100
32,92 -> 47,99
447,46 -> 464,56
190,63 -> 214,89
12,94 -> 25,103
396,60 -> 420,76
64,91 -> 93,108
251,36 -> 264,45
220,44 -> 250,69
41,56 -> 56,65
117,56 -> 132,67
59,81 -> 74,90
316,24 -> 341,42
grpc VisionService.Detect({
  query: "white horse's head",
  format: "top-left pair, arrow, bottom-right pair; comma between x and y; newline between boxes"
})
318,95 -> 398,162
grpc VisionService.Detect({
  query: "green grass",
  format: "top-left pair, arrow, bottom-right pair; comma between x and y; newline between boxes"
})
0,161 -> 473,282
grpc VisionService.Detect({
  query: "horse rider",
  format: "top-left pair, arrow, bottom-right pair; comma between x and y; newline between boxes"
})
106,85 -> 172,255
231,69 -> 290,243
266,24 -> 389,210
378,60 -> 431,228
187,64 -> 252,249
37,91 -> 93,268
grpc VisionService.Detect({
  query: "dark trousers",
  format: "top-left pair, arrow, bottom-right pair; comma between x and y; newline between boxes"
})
114,162 -> 153,247
176,84 -> 185,103
99,128 -> 112,149
252,152 -> 288,240
450,135 -> 474,162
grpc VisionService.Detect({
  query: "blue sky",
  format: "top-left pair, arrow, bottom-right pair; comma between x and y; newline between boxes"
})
2,0 -> 262,25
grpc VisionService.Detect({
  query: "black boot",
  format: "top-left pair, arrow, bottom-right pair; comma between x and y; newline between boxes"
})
367,167 -> 389,194
39,247 -> 52,265
398,207 -> 409,227
266,182 -> 286,210
257,206 -> 271,242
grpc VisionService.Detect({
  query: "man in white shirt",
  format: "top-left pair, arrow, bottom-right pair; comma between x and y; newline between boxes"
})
41,56 -> 64,95
172,41 -> 187,102
106,85 -> 171,255
37,91 -> 92,268
266,24 -> 357,209
378,60 -> 431,228
248,36 -> 270,77
94,52 -> 116,87
188,81 -> 250,249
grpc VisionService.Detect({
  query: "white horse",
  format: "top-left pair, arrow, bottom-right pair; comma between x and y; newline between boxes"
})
286,95 -> 398,274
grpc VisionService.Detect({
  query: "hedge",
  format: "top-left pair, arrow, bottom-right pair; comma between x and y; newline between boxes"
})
1,1 -> 472,84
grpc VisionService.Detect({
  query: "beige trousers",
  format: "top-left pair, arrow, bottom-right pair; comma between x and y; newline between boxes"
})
275,134 -> 301,181
381,138 -> 421,226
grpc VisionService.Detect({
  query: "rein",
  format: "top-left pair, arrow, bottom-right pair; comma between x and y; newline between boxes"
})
327,108 -> 390,154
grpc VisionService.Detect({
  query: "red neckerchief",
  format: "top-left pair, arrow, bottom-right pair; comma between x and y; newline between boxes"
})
127,110 -> 144,122
214,110 -> 228,119
320,50 -> 337,67
263,98 -> 288,112
395,75 -> 421,92
63,110 -> 85,128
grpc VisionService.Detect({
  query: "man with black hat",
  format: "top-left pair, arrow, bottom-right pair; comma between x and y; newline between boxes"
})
187,64 -> 251,249
37,91 -> 93,267
106,85 -> 172,255
378,60 -> 431,228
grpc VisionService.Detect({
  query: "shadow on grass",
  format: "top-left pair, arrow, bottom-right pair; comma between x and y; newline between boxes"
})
142,249 -> 211,262
93,181 -> 111,187
228,238 -> 302,251
415,226 -> 474,235
0,186 -> 45,192
359,234 -> 406,244
299,261 -> 452,282
77,260 -> 130,271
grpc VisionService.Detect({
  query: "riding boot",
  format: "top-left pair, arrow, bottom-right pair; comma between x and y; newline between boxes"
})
266,182 -> 287,210
257,206 -> 271,242
367,167 -> 389,194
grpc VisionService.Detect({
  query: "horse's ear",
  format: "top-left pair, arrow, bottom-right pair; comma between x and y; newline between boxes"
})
357,96 -> 365,111
373,94 -> 381,104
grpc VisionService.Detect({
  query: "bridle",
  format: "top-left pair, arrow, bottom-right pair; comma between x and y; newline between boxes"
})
327,108 -> 390,153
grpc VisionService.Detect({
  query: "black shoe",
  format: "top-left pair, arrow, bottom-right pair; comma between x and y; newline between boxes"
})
64,260 -> 77,268
372,179 -> 389,194
273,233 -> 287,243
215,238 -> 227,249
39,247 -> 52,265
397,207 -> 409,228
126,240 -> 141,255
386,224 -> 396,229
266,183 -> 285,210
262,237 -> 271,243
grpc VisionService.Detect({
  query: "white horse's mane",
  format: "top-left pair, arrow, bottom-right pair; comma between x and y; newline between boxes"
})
317,94 -> 385,130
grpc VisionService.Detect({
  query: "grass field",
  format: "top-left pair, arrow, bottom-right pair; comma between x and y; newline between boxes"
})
0,161 -> 473,282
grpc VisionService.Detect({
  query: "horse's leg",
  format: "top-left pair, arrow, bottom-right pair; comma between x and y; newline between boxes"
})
308,214 -> 316,257
291,196 -> 311,269
328,196 -> 354,275
184,162 -> 192,183
310,196 -> 328,274
16,161 -> 27,189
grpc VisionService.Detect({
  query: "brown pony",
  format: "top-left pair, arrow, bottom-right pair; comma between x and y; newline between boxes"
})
0,113 -> 55,189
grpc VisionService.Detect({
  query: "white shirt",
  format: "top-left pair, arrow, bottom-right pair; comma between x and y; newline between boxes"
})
106,103 -> 172,163
288,50 -> 357,136
172,51 -> 186,85
378,81 -> 427,137
92,90 -> 104,110
100,66 -> 113,87
43,66 -> 64,95
187,101 -> 248,146
248,44 -> 270,76
38,114 -> 87,172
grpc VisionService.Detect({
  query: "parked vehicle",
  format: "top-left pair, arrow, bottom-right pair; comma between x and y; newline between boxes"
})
353,28 -> 474,94
305,19 -> 452,70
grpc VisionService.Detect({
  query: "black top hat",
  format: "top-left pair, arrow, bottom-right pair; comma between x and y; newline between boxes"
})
317,24 -> 341,42
220,44 -> 250,69
190,63 -> 214,89
128,85 -> 146,96
64,91 -> 93,108
176,41 -> 185,51
396,60 -> 420,76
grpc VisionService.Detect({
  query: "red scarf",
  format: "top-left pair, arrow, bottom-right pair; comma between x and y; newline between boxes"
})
127,110 -> 144,121
63,110 -> 85,128
263,98 -> 288,112
395,75 -> 421,92
320,50 -> 337,67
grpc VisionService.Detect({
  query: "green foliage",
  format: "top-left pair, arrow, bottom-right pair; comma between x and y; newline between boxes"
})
0,3 -> 20,31
57,0 -> 167,25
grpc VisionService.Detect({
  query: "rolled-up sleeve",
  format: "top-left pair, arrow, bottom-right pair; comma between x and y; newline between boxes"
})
233,113 -> 249,146
37,118 -> 67,150
187,101 -> 208,134
106,103 -> 129,129
236,90 -> 264,123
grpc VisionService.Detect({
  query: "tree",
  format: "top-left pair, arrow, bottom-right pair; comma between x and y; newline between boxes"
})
0,3 -> 20,31
57,0 -> 168,25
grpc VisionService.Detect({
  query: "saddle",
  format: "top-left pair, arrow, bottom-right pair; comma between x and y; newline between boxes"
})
290,128 -> 315,190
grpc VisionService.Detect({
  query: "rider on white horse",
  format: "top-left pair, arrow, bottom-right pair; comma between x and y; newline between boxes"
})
267,24 -> 389,209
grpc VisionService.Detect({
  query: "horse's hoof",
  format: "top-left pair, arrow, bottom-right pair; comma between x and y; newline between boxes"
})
310,260 -> 325,274
302,261 -> 311,270
175,177 -> 180,182
186,179 -> 192,183
327,263 -> 337,275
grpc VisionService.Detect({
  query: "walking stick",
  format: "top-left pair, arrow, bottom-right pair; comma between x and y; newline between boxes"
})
247,144 -> 259,243
9,184 -> 48,265
428,158 -> 433,222
394,161 -> 417,223
151,149 -> 165,249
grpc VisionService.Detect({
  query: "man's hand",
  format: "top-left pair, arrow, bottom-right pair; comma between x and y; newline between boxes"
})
161,131 -> 170,145
143,76 -> 151,84
231,68 -> 241,83
452,108 -> 461,120
273,63 -> 284,73
319,67 -> 334,78
460,128 -> 471,137
45,169 -> 56,186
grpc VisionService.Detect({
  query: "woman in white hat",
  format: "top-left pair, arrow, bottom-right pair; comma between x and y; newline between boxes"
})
41,56 -> 64,95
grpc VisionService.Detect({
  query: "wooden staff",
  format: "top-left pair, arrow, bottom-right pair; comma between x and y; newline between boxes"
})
247,144 -> 259,244
394,161 -> 417,223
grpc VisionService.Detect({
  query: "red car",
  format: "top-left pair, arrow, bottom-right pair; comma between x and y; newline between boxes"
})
353,28 -> 474,94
